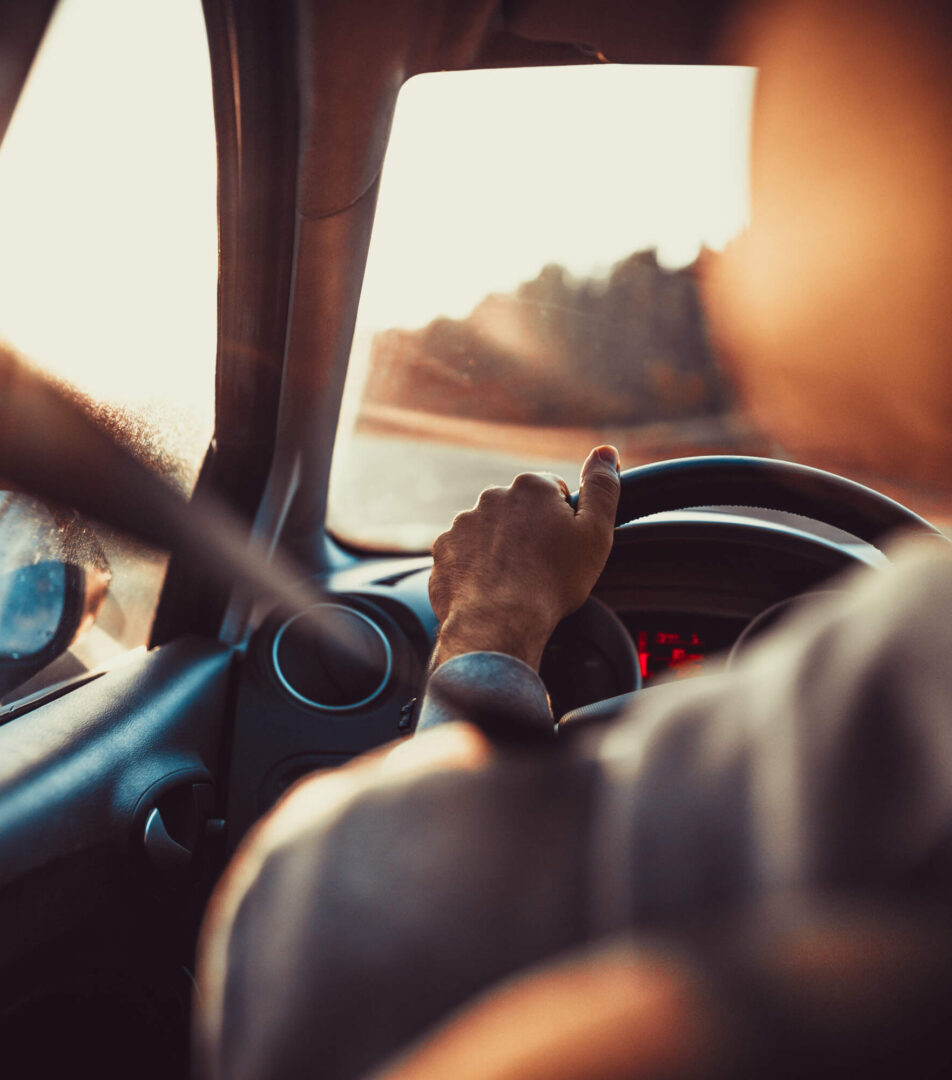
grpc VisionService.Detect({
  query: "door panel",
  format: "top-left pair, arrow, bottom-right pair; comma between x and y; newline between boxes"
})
0,637 -> 232,973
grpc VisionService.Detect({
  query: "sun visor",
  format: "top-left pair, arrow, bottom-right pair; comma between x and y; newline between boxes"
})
496,0 -> 739,65
294,0 -> 500,218
293,0 -> 739,219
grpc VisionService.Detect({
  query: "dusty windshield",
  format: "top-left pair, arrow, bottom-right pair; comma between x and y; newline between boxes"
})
328,65 -> 758,551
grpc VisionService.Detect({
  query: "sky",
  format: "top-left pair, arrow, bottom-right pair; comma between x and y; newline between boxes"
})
358,63 -> 755,332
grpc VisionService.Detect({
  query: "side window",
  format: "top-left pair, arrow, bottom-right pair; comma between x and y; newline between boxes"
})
0,0 -> 218,708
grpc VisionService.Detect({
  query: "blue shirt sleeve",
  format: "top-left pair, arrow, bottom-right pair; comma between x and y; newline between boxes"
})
416,651 -> 554,742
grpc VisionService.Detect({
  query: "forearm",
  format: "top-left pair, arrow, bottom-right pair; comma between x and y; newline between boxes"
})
429,604 -> 557,672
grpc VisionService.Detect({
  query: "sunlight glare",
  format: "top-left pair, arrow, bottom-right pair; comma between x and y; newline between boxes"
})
0,0 -> 217,437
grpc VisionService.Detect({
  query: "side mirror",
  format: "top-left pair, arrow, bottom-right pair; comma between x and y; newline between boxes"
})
0,560 -> 88,695
0,494 -> 109,699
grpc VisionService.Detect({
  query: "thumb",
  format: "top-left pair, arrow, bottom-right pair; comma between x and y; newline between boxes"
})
577,445 -> 621,533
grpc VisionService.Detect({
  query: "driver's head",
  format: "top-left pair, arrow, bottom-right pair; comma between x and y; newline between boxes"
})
705,0 -> 952,492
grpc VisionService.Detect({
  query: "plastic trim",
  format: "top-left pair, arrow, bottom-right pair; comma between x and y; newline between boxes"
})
271,603 -> 393,711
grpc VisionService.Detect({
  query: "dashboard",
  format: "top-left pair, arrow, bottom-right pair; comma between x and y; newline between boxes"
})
223,510 -> 885,843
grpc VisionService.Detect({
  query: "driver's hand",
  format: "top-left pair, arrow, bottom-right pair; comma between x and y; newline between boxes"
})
428,446 -> 621,671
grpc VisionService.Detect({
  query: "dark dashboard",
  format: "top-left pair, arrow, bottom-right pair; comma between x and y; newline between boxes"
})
222,510 -> 884,843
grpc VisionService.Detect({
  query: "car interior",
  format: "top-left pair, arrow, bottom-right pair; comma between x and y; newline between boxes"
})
1,1 -> 950,1076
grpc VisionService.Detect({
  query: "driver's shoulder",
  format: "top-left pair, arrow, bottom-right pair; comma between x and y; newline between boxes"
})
875,532 -> 952,615
200,745 -> 600,1080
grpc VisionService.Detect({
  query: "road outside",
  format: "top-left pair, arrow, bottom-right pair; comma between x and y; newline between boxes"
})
328,432 -> 581,551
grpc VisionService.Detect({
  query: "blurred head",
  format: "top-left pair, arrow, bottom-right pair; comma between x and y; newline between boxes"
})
705,0 -> 952,491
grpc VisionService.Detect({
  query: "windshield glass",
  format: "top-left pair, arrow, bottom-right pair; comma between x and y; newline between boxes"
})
328,65 -> 758,550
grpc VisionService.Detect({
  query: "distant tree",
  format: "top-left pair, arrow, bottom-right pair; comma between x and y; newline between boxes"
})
362,249 -> 734,426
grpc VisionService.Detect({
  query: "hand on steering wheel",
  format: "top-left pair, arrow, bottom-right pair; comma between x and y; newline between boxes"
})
428,446 -> 622,671
429,449 -> 941,686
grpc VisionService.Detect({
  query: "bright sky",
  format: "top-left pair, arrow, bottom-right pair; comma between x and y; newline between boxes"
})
0,0 -> 218,428
357,64 -> 755,332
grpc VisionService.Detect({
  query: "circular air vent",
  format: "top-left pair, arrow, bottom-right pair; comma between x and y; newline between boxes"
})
272,603 -> 393,711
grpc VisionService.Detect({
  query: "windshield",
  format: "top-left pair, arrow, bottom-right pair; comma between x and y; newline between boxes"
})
328,65 -> 758,551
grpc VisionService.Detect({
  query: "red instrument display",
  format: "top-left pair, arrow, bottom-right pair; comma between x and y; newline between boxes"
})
636,629 -> 705,680
619,614 -> 748,683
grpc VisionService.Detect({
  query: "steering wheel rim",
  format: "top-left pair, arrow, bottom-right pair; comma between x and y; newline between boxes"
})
558,455 -> 943,731
567,455 -> 942,548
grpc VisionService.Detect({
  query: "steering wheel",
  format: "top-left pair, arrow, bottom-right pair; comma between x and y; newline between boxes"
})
566,455 -> 941,544
556,455 -> 944,729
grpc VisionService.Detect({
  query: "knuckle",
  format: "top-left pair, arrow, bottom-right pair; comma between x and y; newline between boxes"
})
451,509 -> 474,528
510,471 -> 536,491
476,485 -> 505,506
512,471 -> 560,495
